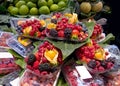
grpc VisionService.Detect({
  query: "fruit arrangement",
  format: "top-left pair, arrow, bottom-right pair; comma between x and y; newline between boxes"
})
76,0 -> 103,19
46,12 -> 89,42
25,41 -> 63,73
0,31 -> 13,48
75,39 -> 107,62
20,69 -> 60,86
91,23 -> 103,40
7,0 -> 68,15
10,18 -> 46,39
0,57 -> 19,75
86,57 -> 116,74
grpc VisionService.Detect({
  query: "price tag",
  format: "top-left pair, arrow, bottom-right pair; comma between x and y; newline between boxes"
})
0,52 -> 13,58
75,66 -> 92,80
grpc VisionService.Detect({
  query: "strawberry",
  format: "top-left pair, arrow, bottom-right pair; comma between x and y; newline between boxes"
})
58,30 -> 64,37
33,61 -> 39,69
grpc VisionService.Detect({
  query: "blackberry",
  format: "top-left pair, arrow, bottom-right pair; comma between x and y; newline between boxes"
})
101,61 -> 107,68
49,29 -> 58,37
38,63 -> 51,71
51,19 -> 57,24
39,27 -> 45,32
27,54 -> 36,65
64,28 -> 72,39
87,60 -> 96,68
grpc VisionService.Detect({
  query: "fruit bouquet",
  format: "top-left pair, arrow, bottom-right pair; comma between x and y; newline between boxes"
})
45,12 -> 89,42
75,39 -> 116,74
20,41 -> 63,86
10,17 -> 46,40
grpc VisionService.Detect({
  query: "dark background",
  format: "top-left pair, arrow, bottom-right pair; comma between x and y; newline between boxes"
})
101,0 -> 120,48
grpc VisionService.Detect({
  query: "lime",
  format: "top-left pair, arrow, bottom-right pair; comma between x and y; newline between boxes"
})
38,0 -> 47,7
47,0 -> 53,7
8,5 -> 14,12
10,7 -> 19,15
58,1 -> 66,8
19,5 -> 29,15
39,6 -> 50,14
50,4 -> 59,12
30,0 -> 38,3
30,7 -> 38,15
15,1 -> 26,8
27,1 -> 36,9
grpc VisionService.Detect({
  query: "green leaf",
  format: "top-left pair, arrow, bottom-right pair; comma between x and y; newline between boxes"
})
15,59 -> 26,69
47,39 -> 88,60
7,49 -> 24,59
84,21 -> 95,38
99,33 -> 115,44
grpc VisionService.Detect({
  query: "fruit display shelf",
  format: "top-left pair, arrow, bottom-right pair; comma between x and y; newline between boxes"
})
0,0 -> 118,86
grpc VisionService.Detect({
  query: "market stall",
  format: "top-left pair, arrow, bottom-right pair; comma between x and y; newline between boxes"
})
0,0 -> 119,86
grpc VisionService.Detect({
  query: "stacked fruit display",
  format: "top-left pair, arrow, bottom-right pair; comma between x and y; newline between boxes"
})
25,41 -> 63,71
76,0 -> 103,19
11,18 -> 46,39
75,39 -> 117,74
21,41 -> 63,85
46,12 -> 89,42
7,0 -> 68,15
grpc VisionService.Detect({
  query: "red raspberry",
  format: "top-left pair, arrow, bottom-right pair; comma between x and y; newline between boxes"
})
96,61 -> 100,67
26,65 -> 33,70
98,66 -> 105,71
40,71 -> 48,75
33,61 -> 39,69
58,30 -> 64,37
107,62 -> 114,69
34,69 -> 40,75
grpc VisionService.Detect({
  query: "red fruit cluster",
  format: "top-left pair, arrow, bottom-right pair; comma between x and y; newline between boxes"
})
0,32 -> 13,48
87,58 -> 115,74
0,58 -> 19,74
19,19 -> 46,38
75,40 -> 101,61
91,24 -> 103,39
37,41 -> 63,64
25,41 -> 63,74
63,66 -> 78,86
47,13 -> 88,42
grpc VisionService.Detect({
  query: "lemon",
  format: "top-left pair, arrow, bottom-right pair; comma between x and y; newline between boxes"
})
30,7 -> 38,15
19,5 -> 29,15
50,4 -> 59,12
38,0 -> 47,7
10,7 -> 19,15
58,1 -> 66,8
80,2 -> 91,13
39,6 -> 50,14
15,1 -> 26,8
